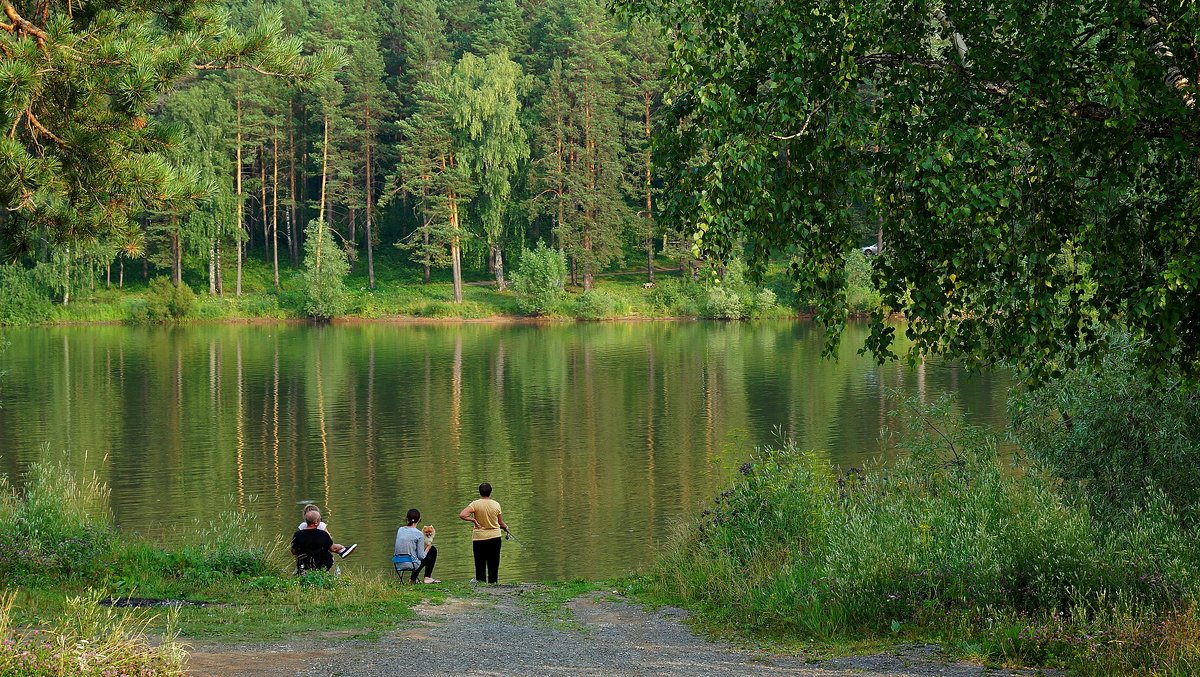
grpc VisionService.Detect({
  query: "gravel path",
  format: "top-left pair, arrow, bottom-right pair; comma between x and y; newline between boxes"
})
186,585 -> 1050,677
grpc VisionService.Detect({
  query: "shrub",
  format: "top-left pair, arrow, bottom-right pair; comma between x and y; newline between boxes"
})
638,395 -> 1200,673
749,288 -> 778,317
134,277 -> 195,324
1010,337 -> 1200,528
0,264 -> 53,325
650,278 -> 704,316
573,289 -> 626,320
510,243 -> 568,315
301,220 -> 350,320
844,248 -> 881,312
703,285 -> 745,319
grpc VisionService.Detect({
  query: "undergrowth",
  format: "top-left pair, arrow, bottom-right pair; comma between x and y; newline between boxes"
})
634,395 -> 1200,675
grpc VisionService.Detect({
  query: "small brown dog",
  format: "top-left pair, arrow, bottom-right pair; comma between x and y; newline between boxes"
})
422,524 -> 436,549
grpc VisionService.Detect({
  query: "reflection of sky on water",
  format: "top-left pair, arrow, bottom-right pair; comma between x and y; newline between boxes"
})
0,321 -> 1010,581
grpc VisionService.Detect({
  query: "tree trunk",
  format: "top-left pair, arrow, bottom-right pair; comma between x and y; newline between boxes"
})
316,113 -> 330,274
423,215 -> 431,283
216,240 -> 224,296
171,223 -> 181,287
645,93 -> 655,284
119,257 -> 124,289
235,90 -> 244,297
106,263 -> 111,289
261,144 -> 268,257
273,132 -> 280,291
365,134 -> 376,290
450,195 -> 463,303
209,243 -> 217,295
494,245 -> 505,290
288,98 -> 299,265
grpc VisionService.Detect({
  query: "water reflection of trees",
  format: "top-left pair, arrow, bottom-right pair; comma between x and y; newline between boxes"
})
0,323 -> 1010,579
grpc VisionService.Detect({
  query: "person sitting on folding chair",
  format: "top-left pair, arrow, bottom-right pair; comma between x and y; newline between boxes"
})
292,510 -> 334,574
393,508 -> 439,584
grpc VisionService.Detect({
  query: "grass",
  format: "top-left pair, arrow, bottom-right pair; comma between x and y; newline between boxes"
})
631,396 -> 1200,675
516,580 -> 603,632
0,589 -> 187,677
0,460 -> 450,675
3,251 -> 881,326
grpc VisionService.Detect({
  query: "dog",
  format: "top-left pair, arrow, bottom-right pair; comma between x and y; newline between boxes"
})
422,524 -> 436,549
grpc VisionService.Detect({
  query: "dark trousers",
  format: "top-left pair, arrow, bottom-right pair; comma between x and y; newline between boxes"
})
472,537 -> 502,583
411,545 -> 438,582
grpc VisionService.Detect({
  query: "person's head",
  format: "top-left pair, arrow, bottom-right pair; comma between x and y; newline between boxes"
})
303,503 -> 319,515
305,510 -> 321,527
407,508 -> 421,525
479,483 -> 492,498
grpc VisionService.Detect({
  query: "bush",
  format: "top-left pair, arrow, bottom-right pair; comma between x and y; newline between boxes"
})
302,220 -> 350,319
697,258 -> 781,319
0,264 -> 53,325
573,289 -> 626,320
704,285 -> 745,319
1010,337 -> 1200,529
637,395 -> 1200,673
132,277 -> 195,324
650,278 -> 705,316
844,248 -> 881,312
510,243 -> 568,315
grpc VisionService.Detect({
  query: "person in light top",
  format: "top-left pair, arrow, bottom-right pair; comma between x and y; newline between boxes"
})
459,483 -> 508,584
394,508 -> 439,584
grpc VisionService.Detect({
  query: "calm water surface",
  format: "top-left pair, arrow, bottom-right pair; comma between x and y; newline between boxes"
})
0,321 -> 1009,581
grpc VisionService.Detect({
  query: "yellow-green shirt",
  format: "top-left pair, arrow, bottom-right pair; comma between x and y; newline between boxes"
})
469,498 -> 503,541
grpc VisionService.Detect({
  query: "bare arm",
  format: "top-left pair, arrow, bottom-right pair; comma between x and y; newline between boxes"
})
459,504 -> 479,528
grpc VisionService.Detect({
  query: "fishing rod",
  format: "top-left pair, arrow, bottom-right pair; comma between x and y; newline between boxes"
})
503,527 -> 524,547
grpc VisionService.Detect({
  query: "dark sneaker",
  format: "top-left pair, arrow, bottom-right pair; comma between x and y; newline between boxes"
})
339,543 -> 358,559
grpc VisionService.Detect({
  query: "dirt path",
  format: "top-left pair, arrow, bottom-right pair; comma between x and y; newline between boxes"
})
185,586 -> 1048,677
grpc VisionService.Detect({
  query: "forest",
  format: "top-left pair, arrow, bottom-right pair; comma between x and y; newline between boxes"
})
0,0 -> 714,321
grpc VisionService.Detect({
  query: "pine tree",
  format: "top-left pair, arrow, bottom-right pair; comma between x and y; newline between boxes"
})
0,2 -> 341,250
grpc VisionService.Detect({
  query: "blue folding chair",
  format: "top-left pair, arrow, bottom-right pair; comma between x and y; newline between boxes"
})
392,553 -> 417,582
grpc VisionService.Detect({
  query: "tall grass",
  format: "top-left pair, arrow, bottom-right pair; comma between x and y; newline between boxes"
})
0,460 -> 273,590
637,396 -> 1200,673
0,590 -> 186,676
0,459 -> 115,581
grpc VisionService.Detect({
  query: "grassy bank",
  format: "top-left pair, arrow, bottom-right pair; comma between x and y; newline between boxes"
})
0,251 -> 881,326
632,396 -> 1200,675
0,461 -> 449,675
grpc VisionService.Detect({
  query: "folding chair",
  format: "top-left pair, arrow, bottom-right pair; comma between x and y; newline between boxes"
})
392,553 -> 418,583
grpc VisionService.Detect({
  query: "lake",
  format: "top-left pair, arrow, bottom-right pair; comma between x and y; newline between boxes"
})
0,321 -> 1010,581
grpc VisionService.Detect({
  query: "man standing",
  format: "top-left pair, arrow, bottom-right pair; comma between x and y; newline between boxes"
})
292,510 -> 334,573
459,483 -> 508,583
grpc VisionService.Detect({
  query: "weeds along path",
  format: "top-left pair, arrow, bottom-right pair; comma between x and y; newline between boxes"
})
186,585 -> 1046,677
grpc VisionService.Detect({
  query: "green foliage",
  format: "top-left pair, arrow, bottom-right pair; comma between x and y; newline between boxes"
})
573,289 -> 628,320
0,265 -> 53,325
302,220 -> 350,319
699,259 -> 780,319
637,396 -> 1200,673
620,0 -> 1200,380
0,461 -> 116,582
511,243 -> 568,315
129,277 -> 197,324
0,590 -> 186,676
1011,337 -> 1200,528
843,250 -> 881,314
0,2 -> 343,247
649,278 -> 705,316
